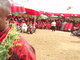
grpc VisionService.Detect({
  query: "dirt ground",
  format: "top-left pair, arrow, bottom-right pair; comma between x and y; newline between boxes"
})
21,29 -> 80,60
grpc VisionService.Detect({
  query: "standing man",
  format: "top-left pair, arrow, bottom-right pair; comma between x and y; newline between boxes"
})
51,20 -> 56,31
21,21 -> 28,33
0,0 -> 36,60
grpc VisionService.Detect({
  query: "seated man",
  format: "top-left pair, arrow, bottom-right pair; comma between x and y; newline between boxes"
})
0,0 -> 36,60
71,29 -> 80,36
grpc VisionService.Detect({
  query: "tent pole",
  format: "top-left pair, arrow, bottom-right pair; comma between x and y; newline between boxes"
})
34,16 -> 36,27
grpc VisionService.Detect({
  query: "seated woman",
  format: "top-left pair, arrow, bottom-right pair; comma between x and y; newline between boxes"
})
0,0 -> 36,60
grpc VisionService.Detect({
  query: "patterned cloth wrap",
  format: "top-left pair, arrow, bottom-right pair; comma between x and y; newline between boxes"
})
0,24 -> 36,60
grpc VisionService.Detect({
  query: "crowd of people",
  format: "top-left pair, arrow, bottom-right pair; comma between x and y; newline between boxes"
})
8,15 -> 80,36
8,16 -> 36,34
35,19 -> 80,32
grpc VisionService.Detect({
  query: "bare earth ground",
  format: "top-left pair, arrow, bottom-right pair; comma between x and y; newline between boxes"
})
21,29 -> 80,60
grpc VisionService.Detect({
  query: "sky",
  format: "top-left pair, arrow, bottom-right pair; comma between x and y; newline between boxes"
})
10,0 -> 80,14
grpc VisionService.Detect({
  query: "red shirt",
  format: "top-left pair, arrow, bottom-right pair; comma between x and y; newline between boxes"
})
0,26 -> 36,60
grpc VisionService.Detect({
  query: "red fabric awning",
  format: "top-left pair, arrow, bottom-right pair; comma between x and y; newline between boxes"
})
25,8 -> 41,16
53,13 -> 61,16
76,14 -> 80,17
45,12 -> 52,16
11,4 -> 26,13
62,13 -> 72,17
39,11 -> 45,14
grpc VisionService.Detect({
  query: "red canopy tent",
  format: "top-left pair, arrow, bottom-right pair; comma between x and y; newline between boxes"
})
62,13 -> 73,17
39,11 -> 45,14
75,14 -> 80,17
11,4 -> 26,14
62,13 -> 80,17
52,13 -> 61,16
51,13 -> 80,17
25,8 -> 41,16
45,12 -> 52,16
25,8 -> 42,27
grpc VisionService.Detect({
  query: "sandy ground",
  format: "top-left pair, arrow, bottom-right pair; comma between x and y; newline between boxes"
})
21,29 -> 80,60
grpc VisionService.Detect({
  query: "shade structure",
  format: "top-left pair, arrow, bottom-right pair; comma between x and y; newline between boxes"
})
52,13 -> 61,16
11,4 -> 26,14
62,13 -> 80,17
75,14 -> 80,17
39,11 -> 45,14
62,13 -> 73,17
45,12 -> 52,16
25,8 -> 41,16
52,13 -> 74,17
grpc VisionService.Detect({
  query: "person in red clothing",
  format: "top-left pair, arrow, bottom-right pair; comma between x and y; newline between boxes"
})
0,0 -> 36,60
